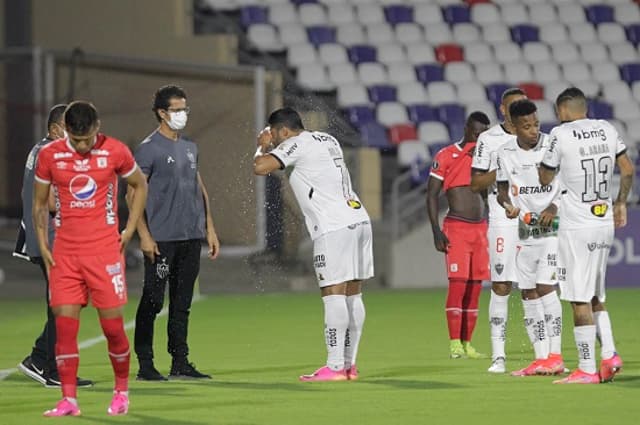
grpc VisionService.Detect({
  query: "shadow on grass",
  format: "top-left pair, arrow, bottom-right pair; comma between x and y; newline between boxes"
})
362,378 -> 464,390
72,412 -> 255,425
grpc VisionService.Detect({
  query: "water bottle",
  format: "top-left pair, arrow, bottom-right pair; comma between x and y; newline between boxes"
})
522,212 -> 559,231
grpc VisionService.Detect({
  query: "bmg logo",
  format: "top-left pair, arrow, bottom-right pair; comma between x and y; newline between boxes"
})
573,128 -> 606,141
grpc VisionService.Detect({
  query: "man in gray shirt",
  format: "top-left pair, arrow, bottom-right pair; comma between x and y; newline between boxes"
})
130,85 -> 220,380
14,104 -> 92,388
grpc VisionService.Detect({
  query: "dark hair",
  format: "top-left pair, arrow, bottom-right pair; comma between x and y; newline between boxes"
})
153,85 -> 187,122
47,104 -> 67,128
267,107 -> 305,131
509,99 -> 538,121
556,87 -> 586,108
501,87 -> 526,103
64,101 -> 99,135
467,111 -> 490,126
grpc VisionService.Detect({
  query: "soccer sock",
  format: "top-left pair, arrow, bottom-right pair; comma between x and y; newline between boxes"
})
100,317 -> 130,392
322,294 -> 349,371
522,298 -> 549,360
461,280 -> 482,342
540,291 -> 563,355
445,279 -> 466,340
489,291 -> 509,360
594,311 -> 617,359
55,316 -> 80,399
344,293 -> 366,370
574,325 -> 597,374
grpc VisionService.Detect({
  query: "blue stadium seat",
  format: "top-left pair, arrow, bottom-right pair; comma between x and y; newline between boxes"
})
358,122 -> 393,149
348,45 -> 377,64
428,142 -> 450,158
588,99 -> 614,120
368,85 -> 397,103
486,83 -> 512,106
415,64 -> 444,84
447,122 -> 465,141
344,106 -> 376,127
408,104 -> 439,124
585,5 -> 615,25
384,5 -> 414,25
510,24 -> 540,45
443,5 -> 471,25
620,63 -> 640,84
307,26 -> 336,46
626,24 -> 640,45
240,6 -> 268,28
292,0 -> 318,5
540,122 -> 557,134
437,103 -> 466,127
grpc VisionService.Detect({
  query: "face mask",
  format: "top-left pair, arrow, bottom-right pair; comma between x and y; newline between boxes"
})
167,111 -> 188,131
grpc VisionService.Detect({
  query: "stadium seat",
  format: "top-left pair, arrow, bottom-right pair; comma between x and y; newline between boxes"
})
550,42 -> 580,64
247,25 -> 284,52
519,82 -> 544,100
632,81 -> 640,102
287,43 -> 318,68
388,62 -> 418,84
336,24 -> 366,46
240,6 -> 268,28
307,26 -> 336,46
356,4 -> 385,25
588,99 -> 614,120
365,22 -> 395,45
492,42 -> 522,64
415,64 -> 445,84
609,43 -> 638,65
397,81 -> 428,104
598,23 -> 627,45
397,141 -> 430,167
299,3 -> 328,26
395,23 -> 424,44
529,3 -> 557,25
388,123 -> 418,145
533,62 -> 562,84
543,81 -> 570,103
456,81 -> 488,102
464,0 -> 492,5
377,43 -> 407,65
296,64 -> 335,91
470,3 -> 500,25
524,42 -> 552,64
482,23 -> 511,43
437,103 -> 466,127
384,5 -> 414,25
426,81 -> 458,104
444,62 -> 475,83
377,102 -> 410,126
533,100 -> 555,122
291,0 -> 318,5
464,42 -> 494,65
504,62 -> 533,83
408,104 -> 439,124
329,63 -> 358,85
501,4 -> 529,25
615,3 -> 640,26
280,23 -> 309,47
428,142 -> 451,158
591,62 -> 623,83
269,3 -> 298,26
475,63 -> 505,84
344,105 -> 376,127
406,43 -> 436,64
561,62 -> 592,84
558,4 -> 588,25
539,23 -> 569,44
626,24 -> 640,46
464,100 -> 498,122
348,45 -> 377,64
359,63 -> 388,85
578,42 -> 608,63
358,122 -> 392,149
540,122 -> 557,134
443,5 -> 471,24
453,23 -> 481,45
620,63 -> 640,84
327,4 -> 355,25
414,4 -> 444,26
569,23 -> 597,43
613,100 -> 640,123
602,81 -> 633,103
318,43 -> 348,65
425,23 -> 455,45
435,43 -> 465,64
337,83 -> 369,107
368,84 -> 397,103
585,5 -> 615,25
511,24 -> 540,45
486,83 -> 512,105
418,122 -> 451,144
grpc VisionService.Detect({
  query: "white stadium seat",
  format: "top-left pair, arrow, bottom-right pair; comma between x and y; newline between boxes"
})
602,81 -> 633,103
609,43 -> 638,65
492,42 -> 523,64
388,62 -> 418,84
356,4 -> 385,25
425,23 -> 454,45
318,43 -> 348,65
533,100 -> 556,122
279,23 -> 308,47
327,4 -> 355,25
287,43 -> 318,68
471,3 -> 500,25
398,141 -> 430,167
337,83 -> 369,107
598,23 -> 627,45
522,42 -> 552,63
405,43 -> 436,65
365,22 -> 395,45
539,23 -> 569,44
464,43 -> 494,65
456,81 -> 488,103
561,62 -> 592,84
533,62 -> 562,84
269,4 -> 297,26
504,62 -> 533,83
453,23 -> 481,45
418,122 -> 450,144
550,42 -> 580,64
297,64 -> 335,91
299,3 -> 328,26
336,24 -> 366,46
248,25 -> 284,52
591,62 -> 622,84
377,43 -> 407,65
358,63 -> 389,86
475,62 -> 506,84
558,4 -> 587,25
569,23 -> 597,43
328,63 -> 358,85
377,102 -> 410,127
444,62 -> 475,84
578,42 -> 609,63
615,3 -> 640,26
528,3 -> 557,25
414,4 -> 444,25
481,23 -> 511,43
501,4 -> 529,25
395,23 -> 424,45
397,82 -> 428,104
426,81 -> 457,104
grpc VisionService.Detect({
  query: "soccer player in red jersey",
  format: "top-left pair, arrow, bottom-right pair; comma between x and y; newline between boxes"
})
427,112 -> 491,359
33,101 -> 148,417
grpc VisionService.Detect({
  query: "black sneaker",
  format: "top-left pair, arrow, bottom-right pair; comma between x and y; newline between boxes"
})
45,373 -> 94,388
136,364 -> 168,381
169,361 -> 211,380
17,356 -> 47,385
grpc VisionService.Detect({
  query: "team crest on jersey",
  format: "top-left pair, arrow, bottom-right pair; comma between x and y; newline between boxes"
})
97,157 -> 108,168
495,263 -> 504,275
450,263 -> 458,272
56,161 -> 67,170
590,203 -> 608,217
156,258 -> 170,279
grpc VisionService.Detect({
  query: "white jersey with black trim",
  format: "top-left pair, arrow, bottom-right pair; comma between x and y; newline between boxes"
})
541,119 -> 627,229
472,123 -> 517,226
269,131 -> 370,240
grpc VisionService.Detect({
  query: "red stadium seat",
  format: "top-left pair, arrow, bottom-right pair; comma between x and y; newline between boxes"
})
465,0 -> 492,5
435,43 -> 464,64
519,82 -> 544,100
388,123 -> 418,145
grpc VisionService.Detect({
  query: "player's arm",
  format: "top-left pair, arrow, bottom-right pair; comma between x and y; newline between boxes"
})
538,164 -> 556,186
33,181 -> 55,271
253,126 -> 283,175
470,168 -> 496,193
496,181 -> 519,219
426,175 -> 448,253
197,171 -> 220,260
121,167 -> 148,253
613,152 -> 635,228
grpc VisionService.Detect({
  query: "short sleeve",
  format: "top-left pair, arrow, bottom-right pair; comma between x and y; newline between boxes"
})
270,137 -> 304,169
117,143 -> 137,177
429,149 -> 447,181
495,151 -> 507,182
471,134 -> 490,171
34,147 -> 52,184
541,130 -> 560,170
613,126 -> 627,156
134,142 -> 154,176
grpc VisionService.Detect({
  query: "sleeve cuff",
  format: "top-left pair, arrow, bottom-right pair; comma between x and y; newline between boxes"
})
269,152 -> 286,170
429,172 -> 444,181
120,163 -> 137,178
34,175 -> 50,184
615,148 -> 627,158
540,162 -> 557,171
471,166 -> 489,173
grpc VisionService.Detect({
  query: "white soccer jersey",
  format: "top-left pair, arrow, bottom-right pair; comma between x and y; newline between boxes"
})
472,124 -> 517,226
542,119 -> 627,229
270,131 -> 370,240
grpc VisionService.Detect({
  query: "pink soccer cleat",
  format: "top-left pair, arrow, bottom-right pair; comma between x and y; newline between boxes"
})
107,392 -> 129,416
299,366 -> 348,382
542,353 -> 566,375
43,398 -> 81,417
511,359 -> 551,376
553,369 -> 600,384
600,353 -> 623,383
346,365 -> 358,381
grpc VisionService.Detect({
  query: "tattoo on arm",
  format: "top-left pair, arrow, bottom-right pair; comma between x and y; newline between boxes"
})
616,174 -> 633,203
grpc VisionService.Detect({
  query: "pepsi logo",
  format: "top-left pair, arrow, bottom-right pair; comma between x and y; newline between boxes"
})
69,175 -> 97,201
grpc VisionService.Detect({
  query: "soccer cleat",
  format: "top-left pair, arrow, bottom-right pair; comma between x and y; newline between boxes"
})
18,356 -> 47,385
45,373 -> 94,388
346,365 -> 359,381
542,353 -> 565,375
43,398 -> 81,417
462,342 -> 487,359
136,364 -> 168,381
449,340 -> 465,359
299,366 -> 348,382
488,357 -> 506,374
169,361 -> 211,380
553,368 -> 600,384
107,392 -> 129,416
511,359 -> 551,376
600,353 -> 623,383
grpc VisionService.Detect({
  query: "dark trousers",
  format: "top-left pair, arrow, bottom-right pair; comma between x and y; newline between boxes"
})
29,257 -> 57,374
134,240 -> 201,365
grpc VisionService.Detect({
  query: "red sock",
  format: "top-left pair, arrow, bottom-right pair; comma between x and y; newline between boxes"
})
446,279 -> 466,340
461,280 -> 482,342
55,316 -> 80,399
100,317 -> 130,392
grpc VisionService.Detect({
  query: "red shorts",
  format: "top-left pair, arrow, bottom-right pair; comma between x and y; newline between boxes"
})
49,251 -> 127,309
442,217 -> 490,281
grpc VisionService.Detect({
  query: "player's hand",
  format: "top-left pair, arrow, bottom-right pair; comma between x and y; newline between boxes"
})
207,229 -> 220,260
504,203 -> 520,219
538,204 -> 557,226
257,126 -> 273,150
120,228 -> 134,253
614,202 -> 627,228
140,235 -> 160,263
41,246 -> 55,275
433,228 -> 449,253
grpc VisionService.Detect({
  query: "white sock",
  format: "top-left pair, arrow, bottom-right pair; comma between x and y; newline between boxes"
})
65,397 -> 78,406
489,291 -> 509,360
522,298 -> 549,360
344,293 -> 366,370
540,291 -> 563,355
322,294 -> 349,371
594,311 -> 616,360
574,325 -> 597,374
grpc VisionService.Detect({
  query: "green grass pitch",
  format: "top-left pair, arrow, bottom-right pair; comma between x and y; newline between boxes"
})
0,288 -> 639,424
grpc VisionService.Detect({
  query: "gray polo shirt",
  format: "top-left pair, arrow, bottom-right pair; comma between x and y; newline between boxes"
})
14,137 -> 55,260
135,130 -> 206,242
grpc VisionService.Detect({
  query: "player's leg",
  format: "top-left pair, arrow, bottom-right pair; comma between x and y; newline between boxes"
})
593,298 -> 623,382
345,281 -> 365,380
167,240 -> 209,379
134,242 -> 172,381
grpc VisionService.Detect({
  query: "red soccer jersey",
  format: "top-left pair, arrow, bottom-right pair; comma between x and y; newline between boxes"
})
35,134 -> 137,255
429,142 -> 476,191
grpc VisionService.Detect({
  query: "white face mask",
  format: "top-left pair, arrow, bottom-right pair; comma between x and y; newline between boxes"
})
167,111 -> 188,131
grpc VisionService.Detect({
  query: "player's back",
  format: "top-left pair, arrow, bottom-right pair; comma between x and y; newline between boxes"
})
546,119 -> 625,229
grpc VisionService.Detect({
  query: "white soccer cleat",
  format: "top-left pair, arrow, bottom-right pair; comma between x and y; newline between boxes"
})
488,357 -> 506,373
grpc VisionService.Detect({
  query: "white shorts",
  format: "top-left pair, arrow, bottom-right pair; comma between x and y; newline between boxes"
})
488,225 -> 519,283
515,236 -> 559,289
312,222 -> 374,288
557,226 -> 613,303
